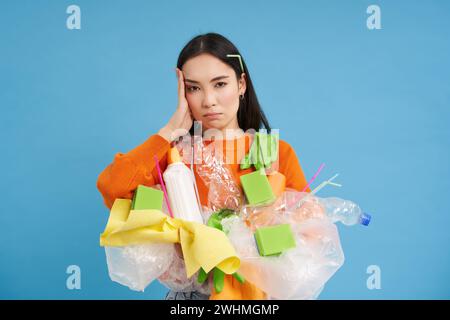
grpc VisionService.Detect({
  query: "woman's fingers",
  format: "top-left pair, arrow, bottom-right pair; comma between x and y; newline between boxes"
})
176,68 -> 187,110
178,68 -> 186,98
176,68 -> 181,105
171,67 -> 193,135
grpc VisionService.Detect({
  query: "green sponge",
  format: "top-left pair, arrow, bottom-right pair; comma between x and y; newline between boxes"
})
131,185 -> 164,211
254,224 -> 296,256
240,169 -> 276,205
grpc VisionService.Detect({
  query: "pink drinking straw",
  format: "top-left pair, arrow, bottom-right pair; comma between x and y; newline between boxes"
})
287,163 -> 326,209
301,163 -> 325,192
154,155 -> 174,218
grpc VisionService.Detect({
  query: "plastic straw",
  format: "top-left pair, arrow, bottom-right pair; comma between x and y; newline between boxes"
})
295,174 -> 342,209
285,163 -> 325,209
301,163 -> 325,192
285,173 -> 341,211
310,174 -> 341,196
153,154 -> 174,218
191,143 -> 203,215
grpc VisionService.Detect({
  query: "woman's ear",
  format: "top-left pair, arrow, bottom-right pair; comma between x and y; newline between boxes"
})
238,73 -> 247,95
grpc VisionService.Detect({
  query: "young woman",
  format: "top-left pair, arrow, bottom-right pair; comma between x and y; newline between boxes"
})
97,33 -> 310,300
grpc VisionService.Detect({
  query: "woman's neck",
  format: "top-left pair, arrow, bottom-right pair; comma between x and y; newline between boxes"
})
203,127 -> 244,141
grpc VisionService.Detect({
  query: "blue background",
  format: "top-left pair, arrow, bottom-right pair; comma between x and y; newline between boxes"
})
1,0 -> 449,299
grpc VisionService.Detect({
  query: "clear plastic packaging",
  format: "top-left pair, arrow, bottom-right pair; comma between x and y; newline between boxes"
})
102,151 -> 370,299
318,197 -> 371,226
218,190 -> 370,299
103,182 -> 213,294
104,184 -> 176,292
194,138 -> 244,212
221,215 -> 344,299
157,244 -> 211,295
105,243 -> 175,292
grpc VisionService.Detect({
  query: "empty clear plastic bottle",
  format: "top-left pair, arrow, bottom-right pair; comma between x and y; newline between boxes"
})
318,197 -> 371,226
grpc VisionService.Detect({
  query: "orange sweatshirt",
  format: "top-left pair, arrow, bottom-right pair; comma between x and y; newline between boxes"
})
97,133 -> 310,300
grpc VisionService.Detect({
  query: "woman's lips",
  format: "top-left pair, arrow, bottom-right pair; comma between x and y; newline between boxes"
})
204,113 -> 223,119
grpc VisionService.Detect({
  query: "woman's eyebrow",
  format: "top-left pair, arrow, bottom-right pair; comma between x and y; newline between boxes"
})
210,75 -> 229,82
184,75 -> 229,84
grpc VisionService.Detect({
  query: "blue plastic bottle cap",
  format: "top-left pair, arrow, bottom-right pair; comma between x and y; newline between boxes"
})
360,212 -> 371,226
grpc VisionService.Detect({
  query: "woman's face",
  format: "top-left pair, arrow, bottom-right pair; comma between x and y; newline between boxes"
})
182,53 -> 246,133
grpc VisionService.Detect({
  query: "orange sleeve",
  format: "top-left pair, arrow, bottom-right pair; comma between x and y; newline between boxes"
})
277,140 -> 311,192
96,134 -> 170,209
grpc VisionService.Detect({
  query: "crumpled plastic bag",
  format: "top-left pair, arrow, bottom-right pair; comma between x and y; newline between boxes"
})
194,137 -> 244,212
220,189 -> 345,300
102,185 -> 222,294
105,243 -> 175,292
104,184 -> 177,292
102,140 -> 358,299
157,244 -> 211,295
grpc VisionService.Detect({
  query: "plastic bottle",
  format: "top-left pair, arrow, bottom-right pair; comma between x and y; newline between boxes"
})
318,197 -> 371,226
163,146 -> 204,224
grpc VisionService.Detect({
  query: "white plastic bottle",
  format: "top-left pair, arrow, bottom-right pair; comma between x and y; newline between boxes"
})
163,146 -> 204,224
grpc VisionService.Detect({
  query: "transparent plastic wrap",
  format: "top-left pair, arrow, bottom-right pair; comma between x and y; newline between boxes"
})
283,190 -> 328,226
104,184 -> 177,292
218,189 -> 371,300
103,180 -> 216,294
105,243 -> 175,292
221,215 -> 344,300
194,138 -> 244,212
101,143 -> 371,298
157,244 -> 211,295
242,189 -> 370,228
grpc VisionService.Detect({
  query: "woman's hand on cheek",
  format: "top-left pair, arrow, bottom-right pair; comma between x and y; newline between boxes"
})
158,68 -> 194,142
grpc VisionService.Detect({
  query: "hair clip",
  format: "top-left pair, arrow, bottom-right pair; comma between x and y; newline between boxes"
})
226,54 -> 244,73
